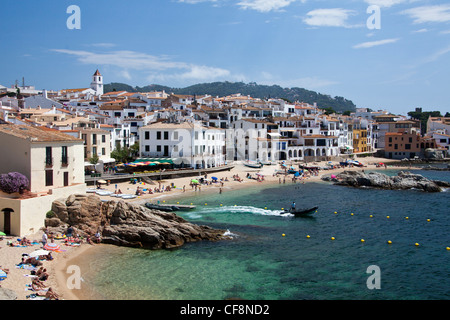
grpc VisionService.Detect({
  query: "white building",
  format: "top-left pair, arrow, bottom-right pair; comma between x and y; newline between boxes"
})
90,69 -> 104,96
0,124 -> 86,236
24,90 -> 64,109
139,122 -> 226,169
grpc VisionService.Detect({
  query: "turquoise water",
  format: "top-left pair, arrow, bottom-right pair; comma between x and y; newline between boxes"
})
80,169 -> 450,300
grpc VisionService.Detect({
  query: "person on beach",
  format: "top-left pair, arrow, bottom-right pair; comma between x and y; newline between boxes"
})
42,232 -> 48,246
95,230 -> 102,244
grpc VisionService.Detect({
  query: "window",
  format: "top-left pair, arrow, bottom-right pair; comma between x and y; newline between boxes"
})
164,131 -> 169,140
92,134 -> 97,145
45,147 -> 52,166
102,148 -> 106,155
145,145 -> 149,152
405,144 -> 411,150
92,147 -> 97,156
102,135 -> 106,143
45,170 -> 53,186
145,132 -> 150,140
174,131 -> 178,140
157,131 -> 162,140
157,145 -> 161,152
61,146 -> 68,165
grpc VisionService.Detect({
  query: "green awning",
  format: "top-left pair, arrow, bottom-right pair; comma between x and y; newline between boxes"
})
134,158 -> 174,164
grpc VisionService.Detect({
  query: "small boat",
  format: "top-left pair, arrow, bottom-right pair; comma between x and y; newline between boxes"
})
244,162 -> 263,169
284,206 -> 318,217
145,203 -> 180,212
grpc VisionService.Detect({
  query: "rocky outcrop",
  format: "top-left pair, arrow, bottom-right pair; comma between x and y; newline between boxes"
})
324,171 -> 450,192
46,194 -> 227,249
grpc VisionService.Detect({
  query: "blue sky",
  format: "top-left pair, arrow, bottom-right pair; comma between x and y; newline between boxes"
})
1,0 -> 450,115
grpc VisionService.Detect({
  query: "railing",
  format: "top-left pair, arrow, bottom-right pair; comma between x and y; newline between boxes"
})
45,157 -> 54,168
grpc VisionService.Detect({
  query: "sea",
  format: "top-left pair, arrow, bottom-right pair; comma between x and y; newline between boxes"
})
76,167 -> 450,301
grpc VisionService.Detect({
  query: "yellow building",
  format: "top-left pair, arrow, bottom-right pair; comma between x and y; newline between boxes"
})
353,127 -> 368,153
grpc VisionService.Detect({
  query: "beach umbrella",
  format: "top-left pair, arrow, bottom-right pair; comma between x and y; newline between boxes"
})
97,179 -> 107,184
211,177 -> 218,181
44,243 -> 61,251
0,231 -> 6,236
191,179 -> 199,184
29,249 -> 50,258
0,270 -> 7,280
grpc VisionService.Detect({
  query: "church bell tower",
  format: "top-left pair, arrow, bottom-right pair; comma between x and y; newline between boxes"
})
91,69 -> 103,96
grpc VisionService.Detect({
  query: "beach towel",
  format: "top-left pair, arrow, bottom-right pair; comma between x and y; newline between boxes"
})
26,294 -> 47,300
15,264 -> 37,271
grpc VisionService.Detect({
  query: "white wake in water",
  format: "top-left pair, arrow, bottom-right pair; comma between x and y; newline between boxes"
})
196,205 -> 291,217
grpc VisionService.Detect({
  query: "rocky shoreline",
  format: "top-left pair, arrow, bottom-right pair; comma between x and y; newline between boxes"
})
46,194 -> 228,249
322,170 -> 450,192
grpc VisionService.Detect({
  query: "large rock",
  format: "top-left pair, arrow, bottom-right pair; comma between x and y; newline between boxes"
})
330,171 -> 450,192
46,195 -> 227,249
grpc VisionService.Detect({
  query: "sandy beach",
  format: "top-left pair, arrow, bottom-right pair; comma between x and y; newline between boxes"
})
0,156 -> 408,300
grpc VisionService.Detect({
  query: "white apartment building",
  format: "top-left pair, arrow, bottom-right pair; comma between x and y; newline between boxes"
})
139,122 -> 226,169
0,124 -> 86,236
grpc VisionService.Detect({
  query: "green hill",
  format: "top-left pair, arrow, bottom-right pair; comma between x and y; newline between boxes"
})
104,81 -> 356,113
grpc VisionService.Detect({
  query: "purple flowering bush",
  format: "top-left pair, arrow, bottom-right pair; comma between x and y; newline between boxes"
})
0,172 -> 30,194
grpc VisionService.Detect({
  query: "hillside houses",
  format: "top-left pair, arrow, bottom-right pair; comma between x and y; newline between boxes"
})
1,70 -> 447,168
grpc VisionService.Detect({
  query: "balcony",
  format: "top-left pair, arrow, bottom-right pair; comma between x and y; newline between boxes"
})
61,157 -> 69,167
45,157 -> 54,168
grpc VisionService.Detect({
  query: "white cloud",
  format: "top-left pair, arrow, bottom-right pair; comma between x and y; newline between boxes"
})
401,5 -> 450,24
424,45 -> 450,63
364,0 -> 408,8
237,0 -> 298,13
303,8 -> 357,28
353,38 -> 400,49
51,49 -> 234,84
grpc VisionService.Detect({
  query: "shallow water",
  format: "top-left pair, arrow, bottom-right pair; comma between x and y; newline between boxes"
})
79,169 -> 450,300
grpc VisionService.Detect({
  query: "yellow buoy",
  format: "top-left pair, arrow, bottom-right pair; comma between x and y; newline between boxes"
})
334,211 -> 337,214
405,217 -> 409,220
281,208 -> 284,210
306,235 -> 310,238
387,240 -> 392,244
177,202 -> 179,204
205,203 -> 207,206
415,243 -> 420,247
163,200 -> 166,203
220,204 -> 223,206
427,219 -> 431,222
190,203 -> 193,205
234,204 -> 237,207
369,215 -> 373,218
331,237 -> 335,240
387,216 -> 390,219
264,207 -> 267,210
361,239 -> 365,243
351,213 -> 354,216
282,234 -> 286,237
446,247 -> 450,251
